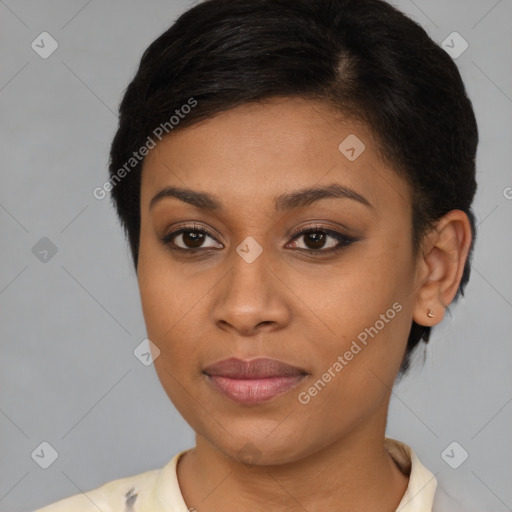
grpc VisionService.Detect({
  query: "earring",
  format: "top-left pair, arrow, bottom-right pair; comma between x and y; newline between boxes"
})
427,309 -> 435,318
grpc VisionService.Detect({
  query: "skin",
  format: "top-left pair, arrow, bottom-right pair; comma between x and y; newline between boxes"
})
137,97 -> 472,511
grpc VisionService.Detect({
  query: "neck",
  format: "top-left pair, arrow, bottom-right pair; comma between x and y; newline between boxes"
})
177,411 -> 409,511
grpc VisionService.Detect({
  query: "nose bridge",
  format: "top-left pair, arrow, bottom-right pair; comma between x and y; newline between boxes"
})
211,242 -> 288,333
226,244 -> 273,306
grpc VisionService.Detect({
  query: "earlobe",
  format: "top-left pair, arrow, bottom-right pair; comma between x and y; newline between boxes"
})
414,303 -> 445,327
413,210 -> 472,327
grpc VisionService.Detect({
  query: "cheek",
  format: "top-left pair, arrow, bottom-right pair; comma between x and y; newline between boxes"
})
137,236 -> 216,380
137,247 -> 208,418
297,298 -> 410,441
302,241 -> 415,394
137,235 -> 189,353
311,246 -> 413,343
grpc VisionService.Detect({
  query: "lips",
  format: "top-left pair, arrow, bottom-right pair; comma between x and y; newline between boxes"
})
203,357 -> 308,405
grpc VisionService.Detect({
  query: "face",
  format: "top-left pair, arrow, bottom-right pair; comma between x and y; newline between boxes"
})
137,97 -> 419,465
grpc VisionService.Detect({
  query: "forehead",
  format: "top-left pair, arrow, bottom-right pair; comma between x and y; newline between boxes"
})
140,97 -> 411,215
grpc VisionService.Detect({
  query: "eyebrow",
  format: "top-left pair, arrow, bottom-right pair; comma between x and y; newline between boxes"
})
149,183 -> 372,211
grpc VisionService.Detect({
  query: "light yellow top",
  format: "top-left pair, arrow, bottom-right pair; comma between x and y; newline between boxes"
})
34,437 -> 465,512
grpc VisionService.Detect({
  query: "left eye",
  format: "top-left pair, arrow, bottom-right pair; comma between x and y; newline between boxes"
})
287,229 -> 354,253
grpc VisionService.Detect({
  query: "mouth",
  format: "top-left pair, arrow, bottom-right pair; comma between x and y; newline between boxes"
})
202,357 -> 308,405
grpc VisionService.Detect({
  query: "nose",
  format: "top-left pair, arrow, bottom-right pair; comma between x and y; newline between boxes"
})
211,248 -> 291,336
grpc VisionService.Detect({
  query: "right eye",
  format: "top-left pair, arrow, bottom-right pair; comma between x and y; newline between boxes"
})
160,225 -> 224,253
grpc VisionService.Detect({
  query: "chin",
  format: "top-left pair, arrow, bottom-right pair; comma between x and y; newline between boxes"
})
203,421 -> 321,467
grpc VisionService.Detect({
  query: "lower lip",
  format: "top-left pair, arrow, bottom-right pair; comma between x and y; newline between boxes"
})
206,374 -> 306,405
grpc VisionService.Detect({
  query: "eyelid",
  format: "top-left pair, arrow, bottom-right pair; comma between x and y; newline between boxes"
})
287,221 -> 354,238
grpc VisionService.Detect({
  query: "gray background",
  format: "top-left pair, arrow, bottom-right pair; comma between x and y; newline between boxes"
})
0,1 -> 511,511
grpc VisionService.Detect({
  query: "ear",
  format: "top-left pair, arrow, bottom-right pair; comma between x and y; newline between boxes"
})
413,210 -> 473,327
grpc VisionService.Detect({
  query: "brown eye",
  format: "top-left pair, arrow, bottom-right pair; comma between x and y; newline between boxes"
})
302,231 -> 327,250
161,227 -> 223,251
288,228 -> 356,254
181,231 -> 207,248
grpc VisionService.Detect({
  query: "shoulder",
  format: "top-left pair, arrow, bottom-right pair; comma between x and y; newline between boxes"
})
384,437 -> 476,512
33,468 -> 160,512
385,437 -> 438,511
433,484 -> 480,512
32,452 -> 185,512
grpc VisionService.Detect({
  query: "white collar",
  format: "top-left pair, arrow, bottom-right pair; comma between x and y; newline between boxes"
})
385,437 -> 438,511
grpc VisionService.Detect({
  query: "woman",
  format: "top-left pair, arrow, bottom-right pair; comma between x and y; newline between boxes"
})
36,0 -> 478,510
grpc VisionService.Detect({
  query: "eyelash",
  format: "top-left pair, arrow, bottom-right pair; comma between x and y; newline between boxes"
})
160,224 -> 357,256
